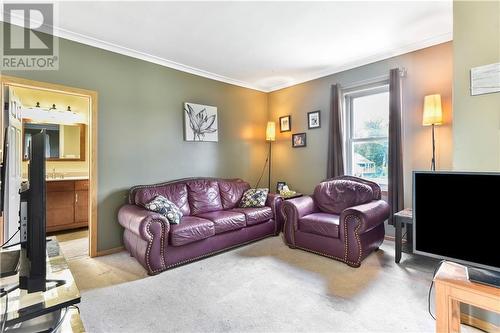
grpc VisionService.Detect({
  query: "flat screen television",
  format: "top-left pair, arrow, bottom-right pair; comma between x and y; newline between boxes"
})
413,171 -> 500,275
19,130 -> 47,293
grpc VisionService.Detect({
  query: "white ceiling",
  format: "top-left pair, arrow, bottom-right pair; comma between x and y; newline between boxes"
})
24,1 -> 454,92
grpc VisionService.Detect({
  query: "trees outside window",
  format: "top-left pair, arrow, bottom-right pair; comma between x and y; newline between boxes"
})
344,84 -> 389,189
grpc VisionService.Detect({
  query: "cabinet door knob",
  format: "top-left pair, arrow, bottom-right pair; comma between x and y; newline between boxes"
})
75,193 -> 78,203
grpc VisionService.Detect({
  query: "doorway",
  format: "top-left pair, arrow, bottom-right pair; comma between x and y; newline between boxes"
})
0,75 -> 98,257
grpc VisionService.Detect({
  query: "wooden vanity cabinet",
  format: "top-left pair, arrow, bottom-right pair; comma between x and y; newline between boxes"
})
46,179 -> 89,232
74,180 -> 89,223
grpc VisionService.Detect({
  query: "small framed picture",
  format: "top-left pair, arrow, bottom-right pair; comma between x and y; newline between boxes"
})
308,110 -> 321,129
279,115 -> 291,132
292,133 -> 307,148
276,181 -> 287,192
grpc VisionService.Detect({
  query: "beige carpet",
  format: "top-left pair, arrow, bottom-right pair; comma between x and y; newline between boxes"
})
76,236 -> 479,333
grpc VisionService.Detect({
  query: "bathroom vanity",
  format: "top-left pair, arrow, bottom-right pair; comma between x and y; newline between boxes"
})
46,178 -> 88,232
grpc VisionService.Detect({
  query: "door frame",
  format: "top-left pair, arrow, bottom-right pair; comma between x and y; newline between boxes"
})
0,75 -> 99,257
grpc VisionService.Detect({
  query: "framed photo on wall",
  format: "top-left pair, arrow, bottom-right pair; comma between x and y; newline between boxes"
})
292,133 -> 306,148
307,110 -> 321,129
279,115 -> 291,132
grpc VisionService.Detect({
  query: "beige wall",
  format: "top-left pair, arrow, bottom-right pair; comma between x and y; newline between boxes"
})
453,1 -> 500,171
61,125 -> 81,158
269,42 -> 453,208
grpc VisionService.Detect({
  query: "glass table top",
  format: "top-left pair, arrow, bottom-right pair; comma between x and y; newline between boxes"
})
0,237 -> 81,326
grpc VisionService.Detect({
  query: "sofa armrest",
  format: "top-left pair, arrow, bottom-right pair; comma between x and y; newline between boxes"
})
118,204 -> 170,274
266,193 -> 283,219
281,196 -> 318,246
118,204 -> 170,240
340,200 -> 390,234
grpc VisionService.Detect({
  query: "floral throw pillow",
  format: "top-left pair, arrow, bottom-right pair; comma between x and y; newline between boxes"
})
144,195 -> 183,224
239,188 -> 269,208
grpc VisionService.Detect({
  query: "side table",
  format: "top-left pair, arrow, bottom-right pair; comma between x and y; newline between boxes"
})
280,193 -> 303,200
0,237 -> 82,330
394,208 -> 413,263
434,261 -> 500,333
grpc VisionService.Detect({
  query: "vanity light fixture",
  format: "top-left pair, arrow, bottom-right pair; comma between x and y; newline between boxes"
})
22,103 -> 86,125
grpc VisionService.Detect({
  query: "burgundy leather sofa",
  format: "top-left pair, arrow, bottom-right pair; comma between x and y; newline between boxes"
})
118,177 -> 282,274
281,176 -> 389,267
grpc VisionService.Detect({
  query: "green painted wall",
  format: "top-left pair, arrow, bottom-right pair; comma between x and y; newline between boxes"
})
453,0 -> 500,326
453,1 -> 500,170
1,23 -> 269,252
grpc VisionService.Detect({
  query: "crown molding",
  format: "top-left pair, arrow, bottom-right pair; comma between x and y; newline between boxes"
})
51,26 -> 269,92
1,14 -> 452,93
266,31 -> 453,92
0,14 -> 267,92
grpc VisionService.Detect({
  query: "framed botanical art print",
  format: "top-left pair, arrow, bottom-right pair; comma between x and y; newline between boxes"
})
184,102 -> 218,142
292,133 -> 306,148
308,110 -> 321,129
279,115 -> 291,132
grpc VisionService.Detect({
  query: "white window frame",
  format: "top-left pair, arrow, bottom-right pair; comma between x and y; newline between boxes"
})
343,80 -> 390,189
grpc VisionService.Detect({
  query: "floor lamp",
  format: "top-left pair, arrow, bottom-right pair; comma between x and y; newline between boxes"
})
422,94 -> 443,171
266,121 -> 276,190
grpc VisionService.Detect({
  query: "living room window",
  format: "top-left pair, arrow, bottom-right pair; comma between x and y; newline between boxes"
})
344,82 -> 390,189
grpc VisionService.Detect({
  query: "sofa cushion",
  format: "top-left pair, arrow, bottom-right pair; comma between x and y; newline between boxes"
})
299,213 -> 340,239
169,216 -> 215,246
219,180 -> 250,209
187,180 -> 223,215
144,195 -> 183,224
239,188 -> 269,208
134,183 -> 190,216
231,207 -> 273,226
197,211 -> 246,234
313,180 -> 373,214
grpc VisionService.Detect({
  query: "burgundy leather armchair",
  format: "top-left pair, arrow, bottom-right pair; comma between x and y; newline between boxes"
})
281,176 -> 389,267
118,177 -> 282,275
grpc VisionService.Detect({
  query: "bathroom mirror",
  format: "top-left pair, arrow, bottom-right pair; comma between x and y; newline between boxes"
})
22,121 -> 86,161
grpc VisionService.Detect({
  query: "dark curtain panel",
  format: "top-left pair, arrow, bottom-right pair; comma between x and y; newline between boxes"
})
388,68 -> 404,225
327,84 -> 344,178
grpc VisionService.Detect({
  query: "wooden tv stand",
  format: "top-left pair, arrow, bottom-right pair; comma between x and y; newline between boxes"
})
434,261 -> 500,333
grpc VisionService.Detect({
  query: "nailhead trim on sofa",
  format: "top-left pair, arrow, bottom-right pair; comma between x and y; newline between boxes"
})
165,234 -> 273,269
143,219 -> 279,274
125,178 -> 282,274
145,219 -> 167,273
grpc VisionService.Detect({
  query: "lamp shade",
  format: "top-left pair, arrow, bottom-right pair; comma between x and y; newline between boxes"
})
422,94 -> 443,126
266,121 -> 276,141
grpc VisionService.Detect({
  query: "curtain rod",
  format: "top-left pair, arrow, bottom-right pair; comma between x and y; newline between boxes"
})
340,67 -> 407,91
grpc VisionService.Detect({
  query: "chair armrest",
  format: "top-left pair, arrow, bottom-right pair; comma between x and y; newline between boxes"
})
118,204 -> 170,241
281,196 -> 318,246
339,200 -> 389,266
266,193 -> 283,219
282,196 -> 317,219
340,200 -> 390,234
